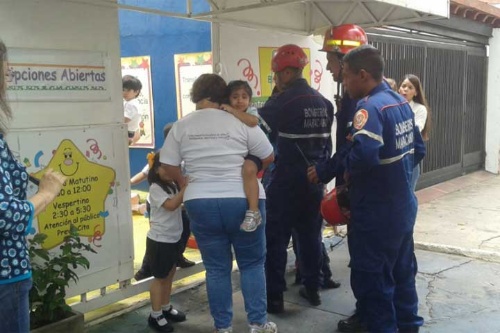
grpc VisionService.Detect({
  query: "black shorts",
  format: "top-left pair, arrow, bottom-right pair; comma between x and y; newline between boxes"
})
128,131 -> 136,138
145,237 -> 181,279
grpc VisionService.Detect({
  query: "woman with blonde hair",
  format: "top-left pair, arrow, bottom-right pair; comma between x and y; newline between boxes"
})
399,74 -> 431,190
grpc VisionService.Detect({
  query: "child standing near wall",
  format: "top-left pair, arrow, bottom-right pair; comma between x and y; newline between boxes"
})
123,75 -> 142,145
133,123 -> 195,282
220,80 -> 263,232
145,152 -> 187,332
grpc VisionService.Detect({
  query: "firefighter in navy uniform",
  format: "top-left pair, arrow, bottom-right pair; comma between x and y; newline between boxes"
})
308,24 -> 368,187
259,44 -> 334,313
340,45 -> 425,333
307,24 -> 369,332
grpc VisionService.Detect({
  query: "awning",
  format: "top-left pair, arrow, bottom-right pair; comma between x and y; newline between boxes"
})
119,0 -> 450,35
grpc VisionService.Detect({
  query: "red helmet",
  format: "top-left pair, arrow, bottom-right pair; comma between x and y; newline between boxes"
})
320,24 -> 368,55
271,44 -> 309,73
321,186 -> 350,226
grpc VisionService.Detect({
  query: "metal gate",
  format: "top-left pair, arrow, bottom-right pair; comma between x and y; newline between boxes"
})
370,35 -> 487,188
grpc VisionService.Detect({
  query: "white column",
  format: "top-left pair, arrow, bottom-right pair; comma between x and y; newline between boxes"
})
485,28 -> 500,174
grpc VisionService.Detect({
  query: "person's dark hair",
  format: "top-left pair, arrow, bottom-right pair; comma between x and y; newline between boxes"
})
404,74 -> 431,140
227,80 -> 253,99
122,75 -> 142,93
190,74 -> 227,105
163,123 -> 174,140
0,40 -> 12,135
343,45 -> 384,82
147,152 -> 179,195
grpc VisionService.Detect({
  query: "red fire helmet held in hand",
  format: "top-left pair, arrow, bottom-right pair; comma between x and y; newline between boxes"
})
321,186 -> 350,226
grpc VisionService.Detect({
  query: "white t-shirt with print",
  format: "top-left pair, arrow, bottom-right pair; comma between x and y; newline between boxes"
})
160,108 -> 273,201
124,98 -> 141,132
147,183 -> 183,243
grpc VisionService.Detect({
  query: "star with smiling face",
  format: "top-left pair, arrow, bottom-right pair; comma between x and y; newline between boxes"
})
33,139 -> 115,250
59,147 -> 79,176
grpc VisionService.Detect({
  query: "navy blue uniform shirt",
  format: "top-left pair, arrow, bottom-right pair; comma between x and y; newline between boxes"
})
259,78 -> 334,186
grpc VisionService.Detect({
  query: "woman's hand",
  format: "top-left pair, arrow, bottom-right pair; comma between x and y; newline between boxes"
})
38,168 -> 66,201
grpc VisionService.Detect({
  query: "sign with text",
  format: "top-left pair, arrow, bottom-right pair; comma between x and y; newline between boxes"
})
174,52 -> 212,118
121,56 -> 155,148
6,48 -> 109,101
9,125 -> 134,293
32,139 -> 115,249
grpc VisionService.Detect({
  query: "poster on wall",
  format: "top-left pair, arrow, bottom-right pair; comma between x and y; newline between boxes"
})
9,126 -> 134,294
217,23 -> 335,108
29,139 -> 115,250
174,52 -> 212,118
17,134 -> 117,250
6,48 -> 109,102
255,47 -> 312,106
121,56 -> 155,148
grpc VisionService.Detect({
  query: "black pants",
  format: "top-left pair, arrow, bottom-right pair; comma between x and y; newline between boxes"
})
265,182 -> 324,294
137,206 -> 191,275
293,233 -> 332,285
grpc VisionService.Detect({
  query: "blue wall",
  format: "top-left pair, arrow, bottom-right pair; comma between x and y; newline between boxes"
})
119,1 -> 211,190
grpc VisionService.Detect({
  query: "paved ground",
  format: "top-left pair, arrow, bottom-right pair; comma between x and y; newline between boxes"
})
86,171 -> 500,333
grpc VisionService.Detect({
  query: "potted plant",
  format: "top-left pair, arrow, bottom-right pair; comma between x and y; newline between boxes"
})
28,225 -> 96,332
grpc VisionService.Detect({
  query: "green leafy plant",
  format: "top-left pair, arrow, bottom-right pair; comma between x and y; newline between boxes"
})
28,225 -> 96,329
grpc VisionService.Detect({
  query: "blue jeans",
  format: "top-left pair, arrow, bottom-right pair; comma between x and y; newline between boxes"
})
0,278 -> 32,333
184,198 -> 267,329
410,164 -> 420,191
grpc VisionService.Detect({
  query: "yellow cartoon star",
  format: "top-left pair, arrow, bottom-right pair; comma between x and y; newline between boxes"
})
33,139 -> 115,249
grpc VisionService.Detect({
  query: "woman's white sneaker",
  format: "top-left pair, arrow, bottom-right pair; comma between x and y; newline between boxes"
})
249,321 -> 278,333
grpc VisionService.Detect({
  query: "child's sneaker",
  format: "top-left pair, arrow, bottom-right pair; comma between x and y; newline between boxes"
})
240,210 -> 262,232
148,314 -> 173,332
249,322 -> 278,333
162,305 -> 186,322
214,327 -> 233,333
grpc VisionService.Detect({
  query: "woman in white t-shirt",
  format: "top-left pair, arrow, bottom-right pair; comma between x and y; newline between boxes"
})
399,74 -> 431,190
160,74 -> 276,333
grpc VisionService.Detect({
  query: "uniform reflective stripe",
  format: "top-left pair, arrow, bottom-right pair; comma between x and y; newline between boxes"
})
379,149 -> 414,165
278,132 -> 330,139
259,115 -> 272,133
352,129 -> 384,144
326,39 -> 362,47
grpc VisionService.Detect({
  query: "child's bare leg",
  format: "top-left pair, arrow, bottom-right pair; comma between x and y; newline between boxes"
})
149,277 -> 172,330
150,277 -> 167,312
160,266 -> 186,322
160,266 -> 176,306
242,159 -> 259,212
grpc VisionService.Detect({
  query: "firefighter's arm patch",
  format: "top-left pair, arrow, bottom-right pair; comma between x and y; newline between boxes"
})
353,109 -> 369,130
